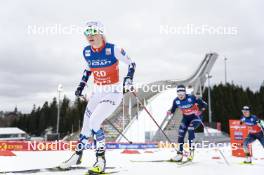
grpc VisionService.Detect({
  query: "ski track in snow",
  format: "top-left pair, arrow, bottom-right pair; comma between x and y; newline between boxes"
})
1,142 -> 264,175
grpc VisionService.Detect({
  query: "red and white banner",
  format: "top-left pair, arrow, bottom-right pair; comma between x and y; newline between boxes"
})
0,141 -> 78,151
229,120 -> 252,157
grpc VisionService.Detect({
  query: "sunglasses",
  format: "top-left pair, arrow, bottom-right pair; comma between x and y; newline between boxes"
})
242,110 -> 250,113
177,92 -> 186,96
84,28 -> 99,36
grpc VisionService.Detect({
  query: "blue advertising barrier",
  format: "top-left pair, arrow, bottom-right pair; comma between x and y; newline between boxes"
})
106,143 -> 158,149
83,142 -> 158,149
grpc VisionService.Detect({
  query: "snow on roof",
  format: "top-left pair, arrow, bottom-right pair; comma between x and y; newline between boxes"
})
205,127 -> 222,134
0,127 -> 26,135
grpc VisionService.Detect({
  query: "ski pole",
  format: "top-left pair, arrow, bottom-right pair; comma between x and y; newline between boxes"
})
197,116 -> 230,166
131,91 -> 179,151
79,95 -> 133,144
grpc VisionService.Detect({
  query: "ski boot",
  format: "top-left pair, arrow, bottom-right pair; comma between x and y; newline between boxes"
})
88,152 -> 106,174
88,129 -> 106,174
59,134 -> 87,169
88,147 -> 106,174
171,151 -> 183,162
59,151 -> 83,169
243,153 -> 252,164
187,149 -> 194,161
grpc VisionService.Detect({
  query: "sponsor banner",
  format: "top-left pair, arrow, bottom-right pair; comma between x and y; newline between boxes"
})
0,141 -> 158,151
0,141 -> 78,151
107,143 -> 158,149
229,120 -> 252,157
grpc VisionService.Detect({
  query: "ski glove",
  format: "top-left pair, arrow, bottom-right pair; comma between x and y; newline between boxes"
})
123,76 -> 133,93
257,120 -> 264,129
75,82 -> 85,97
167,110 -> 172,116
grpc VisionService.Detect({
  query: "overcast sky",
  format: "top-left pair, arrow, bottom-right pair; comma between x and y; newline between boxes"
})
0,0 -> 263,113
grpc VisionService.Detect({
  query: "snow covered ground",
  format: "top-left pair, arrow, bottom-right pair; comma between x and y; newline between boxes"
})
1,141 -> 263,175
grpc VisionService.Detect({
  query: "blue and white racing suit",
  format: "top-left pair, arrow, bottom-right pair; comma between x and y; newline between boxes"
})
170,94 -> 207,152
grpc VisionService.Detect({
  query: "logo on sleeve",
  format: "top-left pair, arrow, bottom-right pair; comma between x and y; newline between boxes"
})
176,100 -> 180,105
188,98 -> 192,102
120,48 -> 126,56
85,50 -> 91,57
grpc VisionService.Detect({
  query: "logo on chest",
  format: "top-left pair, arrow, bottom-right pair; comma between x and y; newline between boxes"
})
89,59 -> 112,67
180,104 -> 193,109
105,48 -> 111,55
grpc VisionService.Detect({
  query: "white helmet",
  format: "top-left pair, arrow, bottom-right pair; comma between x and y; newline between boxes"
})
242,106 -> 250,112
84,21 -> 105,36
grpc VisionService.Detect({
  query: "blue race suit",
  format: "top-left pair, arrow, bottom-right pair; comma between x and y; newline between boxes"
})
170,94 -> 207,152
77,42 -> 135,155
241,115 -> 264,154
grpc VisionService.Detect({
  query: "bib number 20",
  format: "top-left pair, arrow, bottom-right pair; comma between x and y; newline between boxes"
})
93,71 -> 106,77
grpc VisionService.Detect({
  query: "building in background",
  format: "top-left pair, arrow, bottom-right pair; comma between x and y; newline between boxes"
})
0,127 -> 27,141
